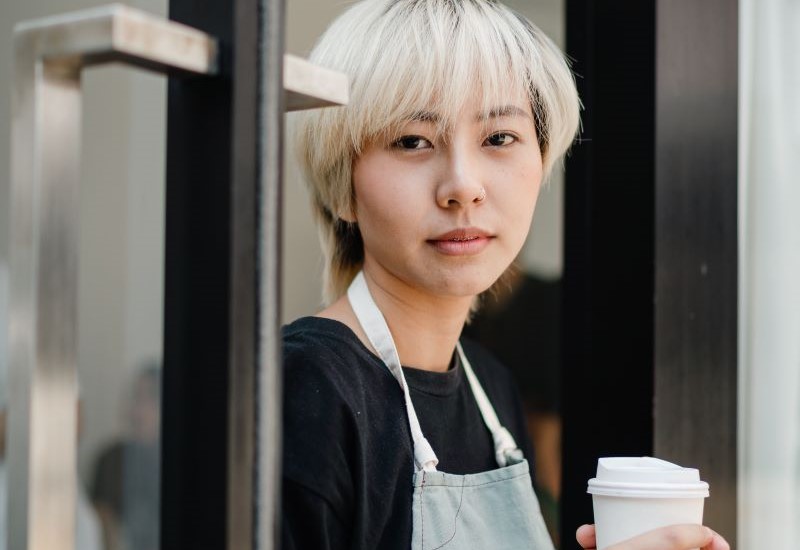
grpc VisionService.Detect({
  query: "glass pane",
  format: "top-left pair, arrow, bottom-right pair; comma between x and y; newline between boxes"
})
2,0 -> 168,547
77,61 -> 166,550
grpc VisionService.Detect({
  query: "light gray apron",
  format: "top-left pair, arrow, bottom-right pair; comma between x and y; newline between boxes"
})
348,271 -> 555,550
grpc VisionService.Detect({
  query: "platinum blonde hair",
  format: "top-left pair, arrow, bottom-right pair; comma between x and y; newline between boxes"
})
295,0 -> 581,303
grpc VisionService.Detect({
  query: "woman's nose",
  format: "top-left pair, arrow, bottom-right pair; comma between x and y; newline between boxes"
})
435,150 -> 486,208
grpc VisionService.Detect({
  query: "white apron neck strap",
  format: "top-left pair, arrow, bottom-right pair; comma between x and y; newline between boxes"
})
347,271 -> 439,472
456,342 -> 524,467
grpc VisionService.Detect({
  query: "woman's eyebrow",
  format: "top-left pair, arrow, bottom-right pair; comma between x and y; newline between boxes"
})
477,105 -> 532,121
409,111 -> 440,123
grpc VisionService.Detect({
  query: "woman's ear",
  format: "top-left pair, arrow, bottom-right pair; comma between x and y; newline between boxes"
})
337,201 -> 357,224
338,212 -> 357,224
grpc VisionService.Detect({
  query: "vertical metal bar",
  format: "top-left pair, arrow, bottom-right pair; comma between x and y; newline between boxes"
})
227,0 -> 260,545
257,0 -> 285,547
9,48 -> 81,550
654,0 -> 738,542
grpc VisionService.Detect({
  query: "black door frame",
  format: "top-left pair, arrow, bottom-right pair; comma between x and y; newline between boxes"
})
562,1 -> 738,547
562,1 -> 657,543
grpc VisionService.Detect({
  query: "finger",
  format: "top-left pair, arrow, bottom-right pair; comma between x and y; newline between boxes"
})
576,524 -> 597,549
613,524 -> 713,550
702,530 -> 730,550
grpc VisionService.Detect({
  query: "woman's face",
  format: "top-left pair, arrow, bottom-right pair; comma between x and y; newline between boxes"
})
351,91 -> 543,299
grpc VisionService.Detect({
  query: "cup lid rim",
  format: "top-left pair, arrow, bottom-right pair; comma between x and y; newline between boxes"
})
587,478 -> 710,498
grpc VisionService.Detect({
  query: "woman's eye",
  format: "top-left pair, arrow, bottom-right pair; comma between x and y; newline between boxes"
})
394,136 -> 432,150
485,132 -> 517,147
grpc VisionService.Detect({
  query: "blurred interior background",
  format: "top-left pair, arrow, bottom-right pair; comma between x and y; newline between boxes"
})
0,0 -> 797,548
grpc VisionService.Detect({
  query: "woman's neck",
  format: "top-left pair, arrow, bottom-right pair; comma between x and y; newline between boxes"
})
317,266 -> 473,372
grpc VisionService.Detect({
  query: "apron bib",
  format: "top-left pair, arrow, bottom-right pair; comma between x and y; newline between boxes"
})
348,271 -> 555,550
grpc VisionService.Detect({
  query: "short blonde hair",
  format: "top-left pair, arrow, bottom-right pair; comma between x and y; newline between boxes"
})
295,0 -> 581,303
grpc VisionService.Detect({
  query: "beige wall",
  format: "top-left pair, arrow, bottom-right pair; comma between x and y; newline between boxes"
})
282,0 -> 567,323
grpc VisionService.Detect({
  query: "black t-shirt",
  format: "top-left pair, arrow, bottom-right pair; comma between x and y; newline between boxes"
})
281,316 -> 535,550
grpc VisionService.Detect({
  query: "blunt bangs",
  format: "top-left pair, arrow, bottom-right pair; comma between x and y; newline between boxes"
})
295,0 -> 581,303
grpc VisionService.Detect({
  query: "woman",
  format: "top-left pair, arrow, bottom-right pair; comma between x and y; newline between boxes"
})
283,1 -> 730,549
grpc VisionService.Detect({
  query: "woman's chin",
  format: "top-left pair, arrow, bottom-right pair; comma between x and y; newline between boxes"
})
425,270 -> 504,299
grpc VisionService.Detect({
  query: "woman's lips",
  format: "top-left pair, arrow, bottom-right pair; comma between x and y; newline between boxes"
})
427,228 -> 494,256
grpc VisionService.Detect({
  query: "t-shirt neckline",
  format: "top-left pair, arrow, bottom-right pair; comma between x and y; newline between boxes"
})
297,316 -> 464,397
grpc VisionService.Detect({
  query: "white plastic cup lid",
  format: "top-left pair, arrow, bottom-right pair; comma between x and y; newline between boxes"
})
587,457 -> 709,499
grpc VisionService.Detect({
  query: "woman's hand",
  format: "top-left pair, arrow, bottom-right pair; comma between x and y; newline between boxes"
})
576,524 -> 730,550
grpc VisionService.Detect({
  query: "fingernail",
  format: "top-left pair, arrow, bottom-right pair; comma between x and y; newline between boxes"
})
704,527 -> 713,539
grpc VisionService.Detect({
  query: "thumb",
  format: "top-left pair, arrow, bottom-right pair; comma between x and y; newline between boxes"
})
576,524 -> 597,549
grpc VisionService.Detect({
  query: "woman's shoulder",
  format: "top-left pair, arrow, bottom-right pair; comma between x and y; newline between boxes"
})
283,315 -> 359,352
282,318 -> 414,550
282,316 -> 395,397
283,316 -> 373,367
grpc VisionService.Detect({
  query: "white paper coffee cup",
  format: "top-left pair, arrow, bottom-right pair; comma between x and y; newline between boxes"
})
587,457 -> 709,550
